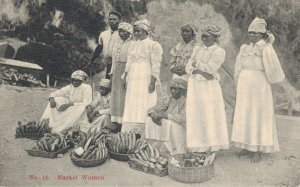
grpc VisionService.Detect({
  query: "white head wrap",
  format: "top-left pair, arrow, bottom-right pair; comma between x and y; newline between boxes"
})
118,22 -> 133,35
99,79 -> 111,88
71,70 -> 88,80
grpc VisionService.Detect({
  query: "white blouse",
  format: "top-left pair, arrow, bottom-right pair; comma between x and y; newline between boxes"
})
234,39 -> 285,83
49,83 -> 92,107
185,44 -> 226,81
124,38 -> 163,80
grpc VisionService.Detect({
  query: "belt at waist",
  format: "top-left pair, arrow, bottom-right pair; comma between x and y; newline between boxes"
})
241,68 -> 264,72
115,61 -> 126,64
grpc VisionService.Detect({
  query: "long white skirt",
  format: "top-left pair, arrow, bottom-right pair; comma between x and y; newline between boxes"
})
41,97 -> 88,133
122,62 -> 157,133
186,78 -> 229,152
231,70 -> 279,153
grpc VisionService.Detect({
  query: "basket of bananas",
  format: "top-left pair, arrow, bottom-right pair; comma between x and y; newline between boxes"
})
70,128 -> 108,167
15,119 -> 52,140
70,140 -> 108,167
128,143 -> 168,177
26,133 -> 69,158
106,132 -> 143,161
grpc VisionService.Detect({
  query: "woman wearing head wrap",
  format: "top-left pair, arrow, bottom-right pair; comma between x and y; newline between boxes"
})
170,24 -> 199,81
41,70 -> 92,133
185,24 -> 229,153
83,79 -> 114,132
231,17 -> 285,163
121,19 -> 163,137
110,22 -> 133,131
146,78 -> 187,155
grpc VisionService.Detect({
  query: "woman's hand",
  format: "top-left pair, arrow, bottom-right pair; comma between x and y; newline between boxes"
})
58,103 -> 73,112
86,105 -> 93,114
148,81 -> 156,93
193,70 -> 214,80
49,98 -> 56,108
122,81 -> 126,90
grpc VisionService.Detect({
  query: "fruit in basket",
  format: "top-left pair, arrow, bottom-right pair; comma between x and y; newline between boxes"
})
129,143 -> 168,169
15,119 -> 51,138
35,133 -> 68,152
107,132 -> 145,154
74,147 -> 84,157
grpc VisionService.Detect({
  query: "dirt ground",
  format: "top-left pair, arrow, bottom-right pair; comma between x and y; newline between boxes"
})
0,85 -> 300,186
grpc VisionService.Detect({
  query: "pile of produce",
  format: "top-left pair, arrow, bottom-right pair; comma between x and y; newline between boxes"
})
33,133 -> 68,152
64,127 -> 108,148
106,132 -> 142,154
15,119 -> 51,138
71,128 -> 108,160
129,143 -> 168,171
170,152 -> 216,167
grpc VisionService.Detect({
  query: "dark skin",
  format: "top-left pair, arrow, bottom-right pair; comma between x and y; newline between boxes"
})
149,87 -> 184,126
171,26 -> 195,76
191,33 -> 218,80
247,31 -> 264,44
123,26 -> 156,93
49,79 -> 83,112
90,14 -> 121,64
86,86 -> 110,121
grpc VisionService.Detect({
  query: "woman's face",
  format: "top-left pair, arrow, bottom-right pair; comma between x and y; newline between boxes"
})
181,27 -> 194,43
170,87 -> 183,99
201,33 -> 216,47
119,28 -> 131,41
99,86 -> 109,96
71,79 -> 83,87
134,26 -> 147,40
247,32 -> 263,44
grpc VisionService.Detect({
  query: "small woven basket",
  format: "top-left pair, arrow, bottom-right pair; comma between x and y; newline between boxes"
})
26,146 -> 69,159
168,154 -> 214,183
108,150 -> 132,162
70,152 -> 107,167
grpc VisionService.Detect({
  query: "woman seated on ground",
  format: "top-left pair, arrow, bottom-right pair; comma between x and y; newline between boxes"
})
83,79 -> 115,133
145,78 -> 187,156
41,70 -> 92,133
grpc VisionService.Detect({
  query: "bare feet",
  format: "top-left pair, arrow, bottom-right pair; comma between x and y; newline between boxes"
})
235,149 -> 251,157
251,152 -> 262,163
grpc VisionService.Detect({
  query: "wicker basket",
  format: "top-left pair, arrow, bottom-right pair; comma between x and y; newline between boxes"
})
70,152 -> 107,167
26,146 -> 69,159
108,150 -> 132,161
168,154 -> 214,183
128,161 -> 168,177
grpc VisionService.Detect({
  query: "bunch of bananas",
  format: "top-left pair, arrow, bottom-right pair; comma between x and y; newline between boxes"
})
15,118 -> 51,138
35,133 -> 67,152
73,140 -> 108,160
129,143 -> 168,170
107,132 -> 147,154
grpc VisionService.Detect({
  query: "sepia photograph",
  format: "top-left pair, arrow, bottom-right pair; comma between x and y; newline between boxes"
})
0,0 -> 299,186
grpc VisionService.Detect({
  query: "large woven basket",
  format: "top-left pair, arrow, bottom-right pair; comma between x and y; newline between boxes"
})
70,152 -> 107,167
26,146 -> 69,159
108,150 -> 132,161
168,154 -> 214,183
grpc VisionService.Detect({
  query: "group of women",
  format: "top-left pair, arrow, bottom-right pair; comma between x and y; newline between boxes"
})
109,16 -> 286,162
43,16 -> 285,163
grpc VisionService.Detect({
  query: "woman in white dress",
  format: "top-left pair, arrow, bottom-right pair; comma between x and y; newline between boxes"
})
231,17 -> 285,162
41,70 -> 92,133
121,19 -> 163,137
185,24 -> 229,152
